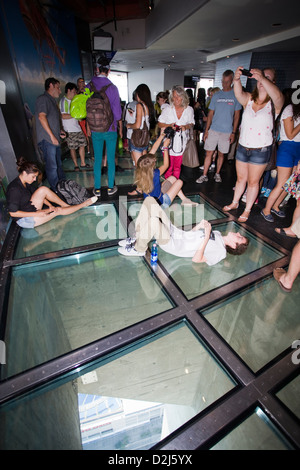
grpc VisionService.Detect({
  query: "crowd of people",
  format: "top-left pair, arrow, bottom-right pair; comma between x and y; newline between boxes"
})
5,60 -> 300,285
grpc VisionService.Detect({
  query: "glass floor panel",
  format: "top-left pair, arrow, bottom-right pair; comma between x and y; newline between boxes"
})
3,248 -> 173,378
14,204 -> 125,259
0,323 -> 235,450
276,375 -> 300,420
128,195 -> 224,229
204,276 -> 300,372
158,221 -> 283,300
211,408 -> 292,450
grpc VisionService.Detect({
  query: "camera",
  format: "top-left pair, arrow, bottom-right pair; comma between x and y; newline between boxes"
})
240,68 -> 253,77
163,126 -> 175,139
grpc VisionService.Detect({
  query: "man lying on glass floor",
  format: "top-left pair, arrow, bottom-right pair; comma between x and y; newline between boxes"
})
118,196 -> 249,265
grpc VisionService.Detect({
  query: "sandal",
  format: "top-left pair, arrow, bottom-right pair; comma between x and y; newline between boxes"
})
128,189 -> 142,196
273,268 -> 292,292
274,228 -> 297,238
223,201 -> 239,212
74,166 -> 80,171
80,164 -> 91,169
238,209 -> 250,223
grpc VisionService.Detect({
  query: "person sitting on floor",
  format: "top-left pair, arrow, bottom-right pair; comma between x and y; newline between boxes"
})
130,132 -> 197,207
6,157 -> 97,228
118,196 -> 249,265
273,216 -> 300,292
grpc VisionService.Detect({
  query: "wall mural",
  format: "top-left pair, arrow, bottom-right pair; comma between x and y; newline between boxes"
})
1,0 -> 82,117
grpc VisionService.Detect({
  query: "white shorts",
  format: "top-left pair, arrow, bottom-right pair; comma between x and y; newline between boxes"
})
204,129 -> 231,154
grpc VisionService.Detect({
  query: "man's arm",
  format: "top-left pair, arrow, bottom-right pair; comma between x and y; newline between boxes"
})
192,221 -> 211,263
230,109 -> 241,143
203,109 -> 214,141
39,112 -> 59,145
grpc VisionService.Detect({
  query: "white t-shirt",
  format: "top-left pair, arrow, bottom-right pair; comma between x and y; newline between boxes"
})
125,100 -> 137,139
159,224 -> 227,266
279,104 -> 300,142
239,100 -> 273,148
158,105 -> 195,156
60,96 -> 82,133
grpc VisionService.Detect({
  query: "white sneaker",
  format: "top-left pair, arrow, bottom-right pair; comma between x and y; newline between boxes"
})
242,190 -> 247,203
118,237 -> 136,247
199,165 -> 204,170
196,175 -> 208,183
214,173 -> 222,182
118,245 -> 145,257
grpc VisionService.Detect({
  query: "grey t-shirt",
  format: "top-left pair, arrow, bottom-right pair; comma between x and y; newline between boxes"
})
35,91 -> 61,144
209,89 -> 241,134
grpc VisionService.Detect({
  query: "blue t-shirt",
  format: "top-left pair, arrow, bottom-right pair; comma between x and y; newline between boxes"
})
144,168 -> 163,203
209,89 -> 241,134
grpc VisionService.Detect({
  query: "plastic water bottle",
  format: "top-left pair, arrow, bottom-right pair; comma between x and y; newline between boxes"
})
151,242 -> 158,265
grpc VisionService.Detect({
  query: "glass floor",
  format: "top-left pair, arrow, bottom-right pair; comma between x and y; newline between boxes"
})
0,169 -> 299,450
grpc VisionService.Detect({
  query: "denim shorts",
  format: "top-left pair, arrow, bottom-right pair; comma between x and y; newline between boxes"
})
161,193 -> 172,208
130,141 -> 148,153
235,143 -> 272,165
276,141 -> 300,168
16,217 -> 35,228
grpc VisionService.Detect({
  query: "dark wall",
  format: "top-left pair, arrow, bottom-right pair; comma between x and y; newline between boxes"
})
248,51 -> 300,92
0,20 -> 36,162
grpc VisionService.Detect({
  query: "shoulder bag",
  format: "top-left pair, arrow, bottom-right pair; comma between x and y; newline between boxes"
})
131,103 -> 150,148
182,131 -> 199,168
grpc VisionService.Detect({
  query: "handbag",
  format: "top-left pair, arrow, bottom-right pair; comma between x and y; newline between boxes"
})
182,134 -> 199,168
131,103 -> 150,148
283,171 -> 300,200
265,102 -> 283,172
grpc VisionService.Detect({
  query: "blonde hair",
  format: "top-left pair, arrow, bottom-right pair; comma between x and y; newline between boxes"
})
134,153 -> 156,194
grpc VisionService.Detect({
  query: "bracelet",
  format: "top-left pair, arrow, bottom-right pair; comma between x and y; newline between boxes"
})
162,146 -> 169,150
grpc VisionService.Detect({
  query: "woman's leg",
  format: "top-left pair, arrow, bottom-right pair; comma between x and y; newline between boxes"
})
92,132 -> 104,189
32,197 -> 97,227
163,176 -> 197,205
239,163 -> 267,221
105,131 -> 118,189
223,160 -> 248,210
31,186 -> 69,209
164,154 -> 175,179
263,166 -> 292,215
172,155 -> 183,179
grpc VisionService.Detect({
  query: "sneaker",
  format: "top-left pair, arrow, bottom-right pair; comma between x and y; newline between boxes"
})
210,162 -> 216,169
118,237 -> 136,247
241,190 -> 247,203
199,165 -> 204,170
260,210 -> 274,222
107,186 -> 118,196
196,175 -> 208,183
271,208 -> 286,218
214,173 -> 222,182
118,245 -> 145,257
93,188 -> 101,197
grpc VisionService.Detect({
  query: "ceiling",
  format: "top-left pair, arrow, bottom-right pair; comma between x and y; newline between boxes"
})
62,0 -> 300,77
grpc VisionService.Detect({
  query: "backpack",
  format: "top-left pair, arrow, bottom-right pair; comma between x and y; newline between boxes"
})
56,180 -> 89,205
86,83 -> 114,132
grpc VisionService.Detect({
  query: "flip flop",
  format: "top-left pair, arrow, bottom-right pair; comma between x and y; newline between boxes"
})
74,166 -> 80,171
128,189 -> 142,196
274,228 -> 297,238
273,268 -> 292,293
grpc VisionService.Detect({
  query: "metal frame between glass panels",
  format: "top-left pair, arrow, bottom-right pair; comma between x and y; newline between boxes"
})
0,194 -> 299,450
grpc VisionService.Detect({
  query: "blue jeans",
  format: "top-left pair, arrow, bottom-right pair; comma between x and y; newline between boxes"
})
38,139 -> 65,191
91,131 -> 118,189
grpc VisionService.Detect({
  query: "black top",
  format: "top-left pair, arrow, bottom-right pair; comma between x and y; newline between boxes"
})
6,177 -> 37,218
